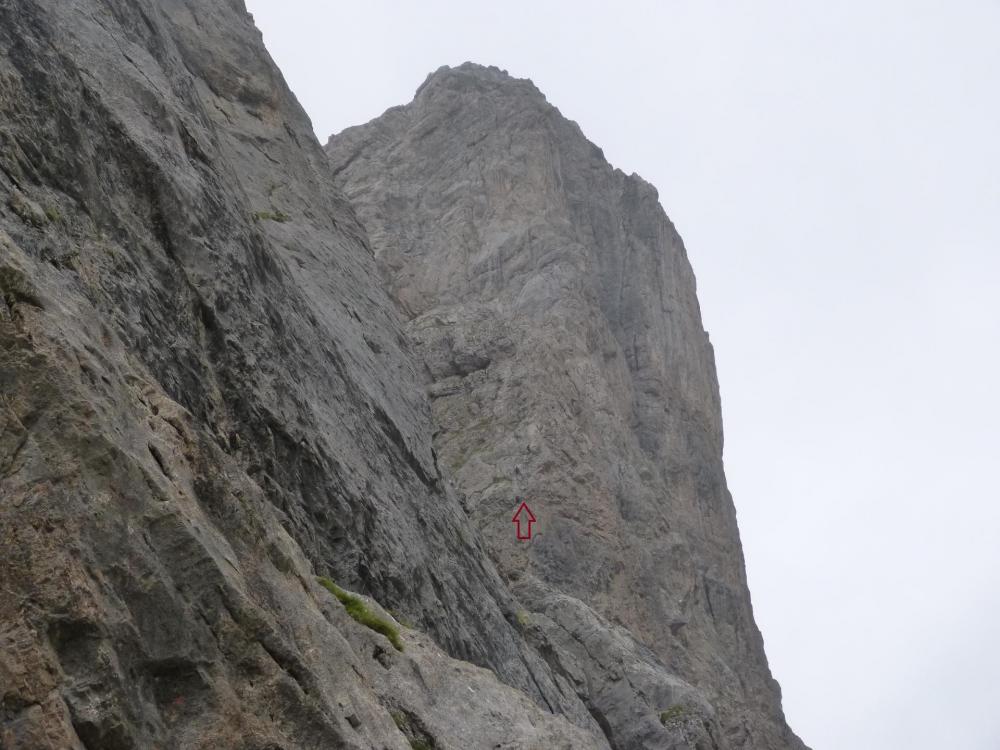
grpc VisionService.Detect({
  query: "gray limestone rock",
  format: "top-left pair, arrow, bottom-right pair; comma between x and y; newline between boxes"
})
0,1 -> 808,747
0,4 -> 600,748
327,62 -> 808,750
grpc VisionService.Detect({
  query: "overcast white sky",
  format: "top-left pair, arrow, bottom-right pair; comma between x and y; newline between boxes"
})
244,2 -> 1000,747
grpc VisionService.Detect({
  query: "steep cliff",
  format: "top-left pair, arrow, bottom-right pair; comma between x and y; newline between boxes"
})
0,3 -> 601,748
0,1 -> 806,747
327,63 -> 807,750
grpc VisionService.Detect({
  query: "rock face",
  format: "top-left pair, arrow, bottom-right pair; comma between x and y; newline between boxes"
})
0,3 -> 601,748
327,63 -> 807,750
0,1 -> 806,747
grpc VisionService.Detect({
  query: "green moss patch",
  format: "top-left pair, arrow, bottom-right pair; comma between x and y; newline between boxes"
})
317,577 -> 403,651
659,705 -> 688,726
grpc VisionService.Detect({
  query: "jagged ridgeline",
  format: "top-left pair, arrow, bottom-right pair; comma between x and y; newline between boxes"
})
0,2 -> 806,749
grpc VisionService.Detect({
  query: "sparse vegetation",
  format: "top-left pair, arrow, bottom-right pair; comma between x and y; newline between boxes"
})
387,608 -> 414,629
7,191 -> 47,227
252,209 -> 290,223
659,705 -> 687,726
44,204 -> 62,223
390,709 -> 434,749
317,576 -> 403,651
0,266 -> 43,309
515,610 -> 531,627
51,249 -> 79,269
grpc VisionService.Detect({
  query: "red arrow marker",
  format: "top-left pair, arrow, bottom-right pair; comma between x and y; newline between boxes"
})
512,499 -> 536,541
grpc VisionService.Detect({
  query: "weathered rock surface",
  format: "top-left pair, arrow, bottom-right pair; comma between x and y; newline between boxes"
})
327,63 -> 808,749
0,0 -> 808,746
0,4 -> 604,748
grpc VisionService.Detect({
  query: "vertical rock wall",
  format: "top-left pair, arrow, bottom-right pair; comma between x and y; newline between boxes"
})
0,5 -> 602,748
328,63 -> 807,750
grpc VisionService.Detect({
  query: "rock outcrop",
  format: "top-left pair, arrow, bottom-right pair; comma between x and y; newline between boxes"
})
0,3 -> 601,748
0,1 -> 806,747
327,63 -> 807,750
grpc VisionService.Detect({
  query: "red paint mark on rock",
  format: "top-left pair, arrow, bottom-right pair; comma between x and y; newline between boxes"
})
512,498 -> 536,540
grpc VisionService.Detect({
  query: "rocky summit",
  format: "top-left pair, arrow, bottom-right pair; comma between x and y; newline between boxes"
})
0,2 -> 806,749
327,63 -> 807,750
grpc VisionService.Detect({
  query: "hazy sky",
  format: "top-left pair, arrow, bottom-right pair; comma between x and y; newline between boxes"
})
244,2 -> 1000,747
